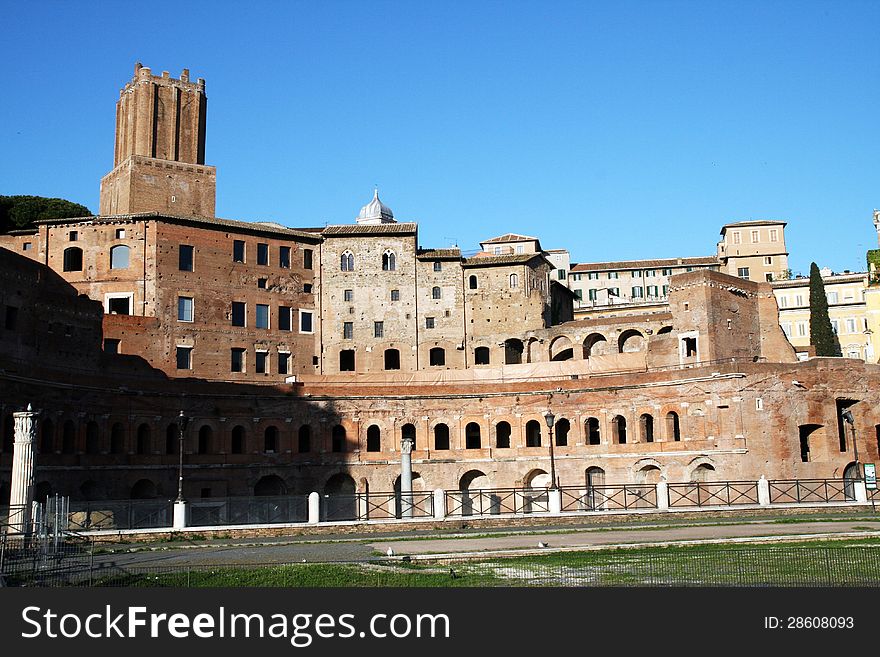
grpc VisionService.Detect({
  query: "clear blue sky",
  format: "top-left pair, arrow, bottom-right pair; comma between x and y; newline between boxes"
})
2,0 -> 877,275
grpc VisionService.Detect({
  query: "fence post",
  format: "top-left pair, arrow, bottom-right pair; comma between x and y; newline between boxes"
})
307,492 -> 320,524
173,500 -> 188,529
549,488 -> 562,515
656,481 -> 669,510
433,489 -> 446,520
757,476 -> 770,506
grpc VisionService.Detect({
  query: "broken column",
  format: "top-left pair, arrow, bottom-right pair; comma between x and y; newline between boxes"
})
400,435 -> 414,518
8,404 -> 37,534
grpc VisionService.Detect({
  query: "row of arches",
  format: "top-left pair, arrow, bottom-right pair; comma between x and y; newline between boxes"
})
339,250 -> 397,272
494,329 -> 671,365
61,245 -> 130,273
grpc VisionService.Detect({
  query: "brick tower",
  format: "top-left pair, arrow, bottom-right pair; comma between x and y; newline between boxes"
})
99,63 -> 216,217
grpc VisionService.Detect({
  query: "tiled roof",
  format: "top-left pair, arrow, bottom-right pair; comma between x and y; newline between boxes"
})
481,233 -> 539,244
570,256 -> 719,272
322,223 -> 417,236
462,253 -> 546,268
417,248 -> 461,260
720,219 -> 787,231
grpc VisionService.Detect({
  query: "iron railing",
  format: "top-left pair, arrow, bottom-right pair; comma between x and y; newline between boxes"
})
320,492 -> 435,522
63,499 -> 173,531
189,495 -> 309,526
768,479 -> 858,504
667,481 -> 760,508
560,484 -> 657,511
445,488 -> 551,516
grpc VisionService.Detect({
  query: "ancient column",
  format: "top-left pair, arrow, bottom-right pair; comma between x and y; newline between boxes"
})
400,436 -> 414,518
8,404 -> 37,534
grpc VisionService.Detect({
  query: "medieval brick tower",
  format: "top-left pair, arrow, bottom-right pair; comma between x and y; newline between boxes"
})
99,63 -> 216,217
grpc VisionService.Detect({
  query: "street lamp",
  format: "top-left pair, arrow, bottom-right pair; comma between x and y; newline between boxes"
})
841,409 -> 861,481
543,411 -> 558,490
177,410 -> 189,502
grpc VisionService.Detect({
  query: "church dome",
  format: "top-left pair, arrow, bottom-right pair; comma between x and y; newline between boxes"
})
356,189 -> 395,224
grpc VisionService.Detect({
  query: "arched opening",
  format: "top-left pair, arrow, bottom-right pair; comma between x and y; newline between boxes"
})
582,333 -> 609,358
85,421 -> 100,455
110,244 -> 130,269
509,273 -> 518,288
495,421 -> 511,448
136,423 -> 151,455
63,246 -> 83,272
585,417 -> 601,445
264,426 -> 279,453
331,425 -> 346,453
798,424 -> 823,463
433,423 -> 450,450
79,480 -> 103,501
40,418 -> 55,454
384,348 -> 400,370
586,467 -> 606,488
340,251 -> 354,271
504,339 -> 524,365
231,425 -> 246,454
465,422 -> 481,449
110,423 -> 125,454
130,479 -> 157,500
474,346 -> 490,365
323,473 -> 358,520
62,420 -> 76,454
339,349 -> 355,372
429,347 -> 446,366
637,465 -> 662,485
468,275 -> 478,289
458,470 -> 489,516
584,466 -> 606,510
618,329 -> 646,353
165,423 -> 178,455
657,326 -> 673,334
526,420 -> 542,447
298,425 -> 312,453
843,462 -> 860,500
524,469 -> 551,489
366,425 -> 381,452
549,335 -> 574,361
432,286 -> 441,299
640,414 -> 654,443
691,463 -> 715,482
666,411 -> 681,441
254,475 -> 286,496
612,415 -> 627,444
555,418 -> 570,446
197,425 -> 212,454
382,250 -> 396,271
401,423 -> 417,449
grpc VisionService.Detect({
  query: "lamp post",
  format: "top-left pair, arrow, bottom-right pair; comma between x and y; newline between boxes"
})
177,410 -> 189,502
544,411 -> 558,490
841,409 -> 860,480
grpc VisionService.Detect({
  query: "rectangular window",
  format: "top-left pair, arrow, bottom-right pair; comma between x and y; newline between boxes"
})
846,318 -> 856,334
278,351 -> 290,375
303,248 -> 313,270
4,306 -> 18,330
255,304 -> 270,329
662,268 -> 672,276
104,338 -> 120,354
231,348 -> 245,373
737,267 -> 750,280
795,294 -> 804,306
255,351 -> 268,374
588,272 -> 599,280
258,278 -> 267,289
278,306 -> 291,331
22,242 -> 32,251
179,244 -> 194,271
732,231 -> 741,245
107,296 -> 131,315
831,319 -> 839,335
608,287 -> 619,298
69,231 -> 78,242
751,229 -> 759,243
770,228 -> 779,242
374,321 -> 384,338
645,270 -> 656,277
493,246 -> 502,255
231,301 -> 246,327
426,317 -> 435,329
344,289 -> 353,302
300,310 -> 313,333
764,256 -> 773,265
433,261 -> 442,272
608,272 -> 618,279
827,291 -> 839,304
557,269 -> 566,280
632,286 -> 644,298
647,285 -> 658,297
176,346 -> 192,370
304,283 -> 313,293
233,240 -> 245,263
390,289 -> 400,301
116,228 -> 126,239
781,323 -> 792,337
516,245 -> 524,254
343,321 -> 353,339
631,270 -> 642,278
797,321 -> 807,337
588,289 -> 597,301
573,289 -> 583,300
257,243 -> 269,265
778,295 -> 788,308
279,246 -> 291,269
662,284 -> 670,296
177,296 -> 194,322
765,273 -> 774,282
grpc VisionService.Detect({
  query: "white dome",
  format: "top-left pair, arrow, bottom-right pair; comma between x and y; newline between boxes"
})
356,189 -> 395,224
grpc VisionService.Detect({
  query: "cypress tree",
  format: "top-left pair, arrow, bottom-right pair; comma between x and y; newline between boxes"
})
808,262 -> 842,357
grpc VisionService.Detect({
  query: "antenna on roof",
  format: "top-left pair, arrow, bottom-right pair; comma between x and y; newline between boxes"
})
444,237 -> 459,247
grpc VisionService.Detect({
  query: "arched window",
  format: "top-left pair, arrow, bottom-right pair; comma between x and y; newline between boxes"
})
298,425 -> 311,453
366,425 -> 381,452
85,422 -> 100,455
340,251 -> 354,271
495,421 -> 511,448
468,275 -> 477,289
585,417 -> 601,445
111,423 -> 126,454
509,273 -> 518,288
474,346 -> 490,365
231,425 -> 246,454
640,414 -> 654,443
434,423 -> 450,450
264,426 -> 279,453
465,422 -> 481,449
384,348 -> 400,370
198,425 -> 212,454
432,286 -> 441,299
332,425 -> 346,452
110,245 -> 130,269
136,423 -> 151,455
504,338 -> 524,365
526,420 -> 542,447
612,415 -> 627,444
63,247 -> 83,272
555,418 -> 570,446
666,411 -> 681,441
382,250 -> 396,271
401,423 -> 416,449
691,464 -> 715,482
429,347 -> 446,366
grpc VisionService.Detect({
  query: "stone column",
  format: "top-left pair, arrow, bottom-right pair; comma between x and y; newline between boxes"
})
656,480 -> 670,510
433,489 -> 446,520
400,436 -> 414,518
308,491 -> 321,524
757,475 -> 770,506
9,405 -> 37,534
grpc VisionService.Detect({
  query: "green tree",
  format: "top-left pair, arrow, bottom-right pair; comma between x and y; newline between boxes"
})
808,262 -> 842,357
0,195 -> 91,233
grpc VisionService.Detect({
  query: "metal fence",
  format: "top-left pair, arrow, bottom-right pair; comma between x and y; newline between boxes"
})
445,488 -> 551,516
320,491 -> 435,522
189,495 -> 309,527
9,545 -> 880,588
667,481 -> 760,508
560,484 -> 657,511
63,499 -> 173,531
768,479 -> 857,504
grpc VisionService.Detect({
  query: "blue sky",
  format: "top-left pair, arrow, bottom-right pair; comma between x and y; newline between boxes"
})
1,1 -> 877,275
